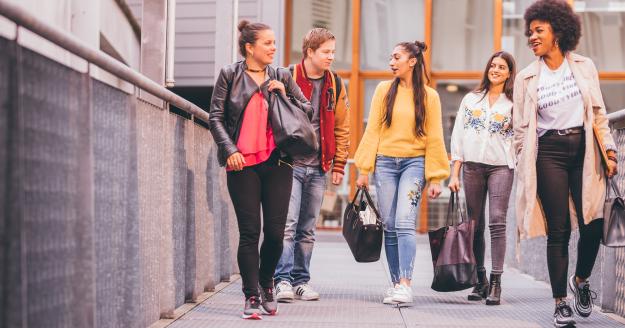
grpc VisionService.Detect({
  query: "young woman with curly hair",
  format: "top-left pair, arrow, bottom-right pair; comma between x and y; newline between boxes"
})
513,1 -> 618,326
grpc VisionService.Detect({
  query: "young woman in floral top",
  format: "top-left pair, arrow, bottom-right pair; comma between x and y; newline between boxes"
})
448,51 -> 516,306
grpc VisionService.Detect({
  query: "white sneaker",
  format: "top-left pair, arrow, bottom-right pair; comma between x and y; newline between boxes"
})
275,281 -> 294,303
294,283 -> 320,301
383,287 -> 399,304
391,285 -> 413,304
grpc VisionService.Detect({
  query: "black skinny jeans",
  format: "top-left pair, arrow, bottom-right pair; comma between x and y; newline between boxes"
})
536,132 -> 603,298
226,152 -> 293,298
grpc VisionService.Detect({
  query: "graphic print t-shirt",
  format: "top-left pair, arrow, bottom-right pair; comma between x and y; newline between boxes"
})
536,59 -> 584,137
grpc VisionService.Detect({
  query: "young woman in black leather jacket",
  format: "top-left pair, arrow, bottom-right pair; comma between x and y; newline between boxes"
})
208,20 -> 311,319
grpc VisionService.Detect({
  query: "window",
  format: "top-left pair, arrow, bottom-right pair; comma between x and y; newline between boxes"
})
432,0 -> 494,71
601,81 -> 625,113
575,0 -> 625,71
435,80 -> 480,149
360,0 -> 425,70
502,0 -> 540,69
288,0 -> 352,70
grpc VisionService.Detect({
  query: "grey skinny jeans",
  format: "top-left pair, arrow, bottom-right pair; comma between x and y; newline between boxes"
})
462,162 -> 514,275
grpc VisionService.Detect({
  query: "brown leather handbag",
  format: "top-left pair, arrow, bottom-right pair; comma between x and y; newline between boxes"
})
428,192 -> 477,292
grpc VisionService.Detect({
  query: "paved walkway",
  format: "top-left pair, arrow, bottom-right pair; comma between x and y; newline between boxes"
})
166,232 -> 625,328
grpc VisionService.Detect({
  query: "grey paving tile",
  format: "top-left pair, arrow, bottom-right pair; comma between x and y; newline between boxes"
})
169,232 -> 625,328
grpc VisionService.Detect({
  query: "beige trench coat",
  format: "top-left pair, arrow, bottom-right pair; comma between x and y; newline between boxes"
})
512,53 -> 616,239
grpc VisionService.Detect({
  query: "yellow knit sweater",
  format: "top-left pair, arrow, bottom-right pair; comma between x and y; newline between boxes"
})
354,80 -> 450,184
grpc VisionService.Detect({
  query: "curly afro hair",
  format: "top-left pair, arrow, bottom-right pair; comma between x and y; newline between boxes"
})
524,0 -> 581,53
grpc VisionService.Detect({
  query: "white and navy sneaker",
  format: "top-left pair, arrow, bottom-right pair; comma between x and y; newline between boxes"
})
568,275 -> 596,318
275,281 -> 294,303
294,283 -> 320,301
553,300 -> 576,328
242,296 -> 262,320
391,285 -> 413,304
383,286 -> 399,304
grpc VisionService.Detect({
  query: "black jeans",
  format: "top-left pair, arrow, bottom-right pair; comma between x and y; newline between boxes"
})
226,152 -> 293,298
536,132 -> 603,298
463,162 -> 514,275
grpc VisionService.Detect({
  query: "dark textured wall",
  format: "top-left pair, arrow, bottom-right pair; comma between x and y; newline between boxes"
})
0,36 -> 237,328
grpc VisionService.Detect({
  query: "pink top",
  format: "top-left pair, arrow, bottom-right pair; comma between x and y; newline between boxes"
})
228,91 -> 276,171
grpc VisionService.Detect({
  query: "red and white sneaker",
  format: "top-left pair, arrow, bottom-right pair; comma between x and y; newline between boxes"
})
242,296 -> 263,320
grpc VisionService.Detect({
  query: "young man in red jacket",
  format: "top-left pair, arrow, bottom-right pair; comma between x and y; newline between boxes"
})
274,28 -> 350,302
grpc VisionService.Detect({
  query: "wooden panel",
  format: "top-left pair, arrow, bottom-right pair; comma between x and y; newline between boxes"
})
348,0 -> 361,198
599,72 -> 625,80
176,2 -> 216,18
431,71 -> 482,79
494,0 -> 502,51
284,0 -> 293,66
425,0 -> 432,86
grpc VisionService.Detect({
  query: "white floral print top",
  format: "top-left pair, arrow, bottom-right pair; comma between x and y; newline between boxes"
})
450,91 -> 515,169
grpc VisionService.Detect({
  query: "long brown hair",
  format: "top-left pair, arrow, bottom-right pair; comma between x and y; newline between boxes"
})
383,41 -> 430,137
475,51 -> 516,102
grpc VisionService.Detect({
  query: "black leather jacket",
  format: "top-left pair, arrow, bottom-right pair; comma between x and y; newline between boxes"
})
209,61 -> 312,167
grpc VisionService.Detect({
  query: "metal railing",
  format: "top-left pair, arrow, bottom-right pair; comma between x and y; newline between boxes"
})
0,0 -> 209,123
604,108 -> 625,317
0,2 -> 235,328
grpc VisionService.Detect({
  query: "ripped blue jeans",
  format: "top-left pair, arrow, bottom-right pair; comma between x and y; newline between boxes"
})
374,155 -> 425,283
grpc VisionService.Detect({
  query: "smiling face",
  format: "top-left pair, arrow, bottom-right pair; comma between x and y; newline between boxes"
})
389,46 -> 416,79
308,39 -> 335,71
246,29 -> 276,65
488,56 -> 511,86
528,20 -> 557,57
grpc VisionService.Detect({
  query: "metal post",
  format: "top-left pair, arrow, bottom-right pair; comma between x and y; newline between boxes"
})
140,0 -> 167,107
165,0 -> 176,87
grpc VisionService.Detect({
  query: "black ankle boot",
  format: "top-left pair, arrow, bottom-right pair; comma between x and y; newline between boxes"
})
468,270 -> 489,301
486,273 -> 501,305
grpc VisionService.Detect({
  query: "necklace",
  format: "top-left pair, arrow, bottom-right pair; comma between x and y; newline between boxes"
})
246,67 -> 266,73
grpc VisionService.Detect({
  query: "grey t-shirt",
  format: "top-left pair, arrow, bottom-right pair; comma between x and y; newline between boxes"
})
293,76 -> 323,167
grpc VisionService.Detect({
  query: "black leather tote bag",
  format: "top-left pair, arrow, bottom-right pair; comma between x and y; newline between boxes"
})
264,70 -> 318,157
603,178 -> 625,247
428,192 -> 477,292
342,187 -> 383,263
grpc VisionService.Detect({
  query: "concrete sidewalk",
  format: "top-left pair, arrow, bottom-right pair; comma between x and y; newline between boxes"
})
166,232 -> 625,328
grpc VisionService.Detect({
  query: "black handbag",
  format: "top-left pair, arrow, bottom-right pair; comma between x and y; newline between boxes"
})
342,187 -> 383,263
602,178 -> 625,247
264,72 -> 318,157
428,192 -> 477,292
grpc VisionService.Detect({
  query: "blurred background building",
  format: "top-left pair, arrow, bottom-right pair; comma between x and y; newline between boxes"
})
6,0 -> 623,227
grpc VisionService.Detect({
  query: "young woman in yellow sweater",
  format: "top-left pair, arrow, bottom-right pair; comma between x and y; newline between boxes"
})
354,41 -> 450,305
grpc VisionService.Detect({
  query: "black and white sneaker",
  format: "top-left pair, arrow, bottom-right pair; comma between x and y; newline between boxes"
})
242,296 -> 262,320
553,300 -> 576,328
568,275 -> 596,318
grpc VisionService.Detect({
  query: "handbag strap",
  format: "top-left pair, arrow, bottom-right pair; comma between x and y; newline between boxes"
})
445,192 -> 466,226
360,187 -> 382,222
445,192 -> 457,226
608,178 -> 622,199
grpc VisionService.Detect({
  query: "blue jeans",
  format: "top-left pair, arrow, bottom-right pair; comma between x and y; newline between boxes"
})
274,166 -> 327,286
374,156 -> 425,284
